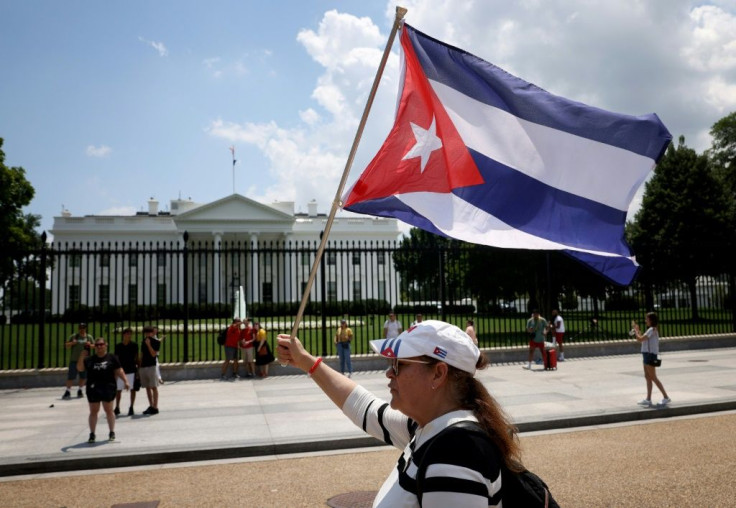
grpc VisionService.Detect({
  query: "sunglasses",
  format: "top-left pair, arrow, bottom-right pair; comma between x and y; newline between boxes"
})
94,343 -> 106,347
386,357 -> 431,376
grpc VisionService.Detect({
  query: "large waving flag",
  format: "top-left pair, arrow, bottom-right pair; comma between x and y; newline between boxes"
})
343,24 -> 671,286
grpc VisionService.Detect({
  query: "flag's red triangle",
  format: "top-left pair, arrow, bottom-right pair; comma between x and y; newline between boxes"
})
344,28 -> 484,207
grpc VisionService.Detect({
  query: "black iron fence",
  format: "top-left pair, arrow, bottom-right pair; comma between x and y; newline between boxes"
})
1,241 -> 734,370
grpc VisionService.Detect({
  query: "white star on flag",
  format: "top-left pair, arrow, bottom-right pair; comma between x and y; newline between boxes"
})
402,116 -> 443,172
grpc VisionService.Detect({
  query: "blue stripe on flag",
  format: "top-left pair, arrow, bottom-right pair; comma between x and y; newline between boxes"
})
455,149 -> 630,256
405,25 -> 671,161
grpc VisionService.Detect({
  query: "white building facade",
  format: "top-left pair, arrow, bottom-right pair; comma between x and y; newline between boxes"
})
49,195 -> 402,314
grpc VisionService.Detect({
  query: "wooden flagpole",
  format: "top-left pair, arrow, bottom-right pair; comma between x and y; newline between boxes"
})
287,6 -> 408,343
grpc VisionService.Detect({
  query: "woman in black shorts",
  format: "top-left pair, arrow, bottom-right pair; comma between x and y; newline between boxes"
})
78,338 -> 130,443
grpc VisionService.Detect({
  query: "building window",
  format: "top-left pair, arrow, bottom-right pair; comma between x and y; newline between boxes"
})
69,285 -> 80,307
128,284 -> 138,306
69,254 -> 82,268
326,251 -> 336,265
157,284 -> 167,306
263,252 -> 272,267
353,281 -> 361,300
327,281 -> 337,301
301,252 -> 310,266
99,284 -> 110,307
377,252 -> 386,265
262,282 -> 273,303
301,281 -> 308,295
377,281 -> 386,300
352,252 -> 361,265
157,253 -> 167,267
129,254 -> 138,268
99,253 -> 110,268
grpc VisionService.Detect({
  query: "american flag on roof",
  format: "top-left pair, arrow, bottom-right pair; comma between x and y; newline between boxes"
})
342,23 -> 671,286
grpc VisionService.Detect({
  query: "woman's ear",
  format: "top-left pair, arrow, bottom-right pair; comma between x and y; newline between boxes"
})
432,361 -> 449,387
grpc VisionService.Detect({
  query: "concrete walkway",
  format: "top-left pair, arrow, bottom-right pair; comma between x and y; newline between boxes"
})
2,347 -> 735,477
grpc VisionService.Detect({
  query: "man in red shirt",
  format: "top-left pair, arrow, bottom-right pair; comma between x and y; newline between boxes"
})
221,317 -> 242,380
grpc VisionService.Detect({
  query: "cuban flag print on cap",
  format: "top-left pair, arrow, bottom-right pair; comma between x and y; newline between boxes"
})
433,346 -> 448,359
343,24 -> 672,286
380,338 -> 401,358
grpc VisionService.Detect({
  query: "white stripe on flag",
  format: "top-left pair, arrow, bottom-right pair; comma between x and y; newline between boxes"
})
430,80 -> 655,211
397,191 -> 633,260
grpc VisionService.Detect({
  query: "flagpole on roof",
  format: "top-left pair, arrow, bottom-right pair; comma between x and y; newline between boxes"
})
286,5 -> 408,349
229,145 -> 237,194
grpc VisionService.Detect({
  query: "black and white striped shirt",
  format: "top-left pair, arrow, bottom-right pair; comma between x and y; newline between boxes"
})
342,386 -> 503,507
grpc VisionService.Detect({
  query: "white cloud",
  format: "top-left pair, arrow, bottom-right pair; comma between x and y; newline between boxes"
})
682,5 -> 736,71
299,108 -> 321,125
138,36 -> 169,57
85,145 -> 111,158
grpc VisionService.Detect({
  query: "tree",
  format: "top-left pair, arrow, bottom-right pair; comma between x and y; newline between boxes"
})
708,112 -> 736,197
0,138 -> 43,290
629,136 -> 733,319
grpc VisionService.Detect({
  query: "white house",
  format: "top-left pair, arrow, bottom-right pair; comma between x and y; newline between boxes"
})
49,194 -> 402,314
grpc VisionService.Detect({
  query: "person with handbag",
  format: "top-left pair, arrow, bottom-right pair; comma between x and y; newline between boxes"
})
632,312 -> 670,407
254,322 -> 274,378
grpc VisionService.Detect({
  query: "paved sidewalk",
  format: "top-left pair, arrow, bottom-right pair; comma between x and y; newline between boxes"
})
1,348 -> 735,477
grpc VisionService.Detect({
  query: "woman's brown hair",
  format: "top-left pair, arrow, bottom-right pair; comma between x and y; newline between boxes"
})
446,353 -> 524,472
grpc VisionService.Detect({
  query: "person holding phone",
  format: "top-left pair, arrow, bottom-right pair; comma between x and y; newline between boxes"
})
632,312 -> 670,407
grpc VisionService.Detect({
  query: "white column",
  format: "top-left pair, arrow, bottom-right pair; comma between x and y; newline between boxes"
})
282,233 -> 292,302
250,233 -> 260,303
213,232 -> 222,304
177,233 -> 186,305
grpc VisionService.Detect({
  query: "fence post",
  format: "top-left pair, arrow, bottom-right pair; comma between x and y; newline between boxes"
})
320,233 -> 328,357
37,232 -> 48,369
183,231 -> 189,363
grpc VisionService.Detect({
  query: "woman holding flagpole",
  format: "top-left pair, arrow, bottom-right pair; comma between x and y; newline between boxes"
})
277,320 -> 555,506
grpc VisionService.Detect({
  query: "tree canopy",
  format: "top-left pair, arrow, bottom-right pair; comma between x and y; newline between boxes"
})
709,111 -> 736,197
628,135 -> 733,316
0,138 -> 42,288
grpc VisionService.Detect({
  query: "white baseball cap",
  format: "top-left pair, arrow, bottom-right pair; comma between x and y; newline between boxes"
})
370,320 -> 480,374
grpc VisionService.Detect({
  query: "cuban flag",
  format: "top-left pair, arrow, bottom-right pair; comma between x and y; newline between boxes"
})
433,346 -> 448,359
343,24 -> 672,286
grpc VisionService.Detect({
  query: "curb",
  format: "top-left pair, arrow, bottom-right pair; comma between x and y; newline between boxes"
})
3,400 -> 735,478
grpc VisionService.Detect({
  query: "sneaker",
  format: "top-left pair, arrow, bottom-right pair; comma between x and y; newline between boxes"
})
62,390 -> 71,400
88,432 -> 96,443
108,431 -> 115,441
660,397 -> 671,405
150,407 -> 159,415
77,389 -> 83,398
114,406 -> 120,416
637,399 -> 652,407
142,406 -> 153,415
522,364 -> 531,370
534,358 -> 543,365
128,407 -> 134,416
558,354 -> 565,361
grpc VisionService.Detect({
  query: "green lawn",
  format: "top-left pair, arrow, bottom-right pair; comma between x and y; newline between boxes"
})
2,309 -> 733,370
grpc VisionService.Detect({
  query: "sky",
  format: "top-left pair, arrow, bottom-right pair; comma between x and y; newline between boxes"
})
2,0 -> 735,241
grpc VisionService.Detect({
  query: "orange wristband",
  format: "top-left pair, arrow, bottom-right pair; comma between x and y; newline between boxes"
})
308,357 -> 323,376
